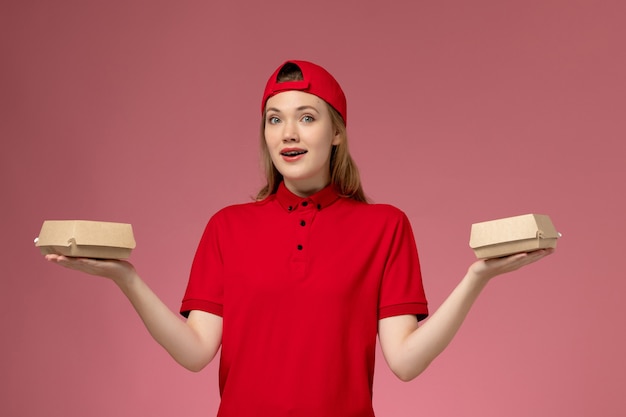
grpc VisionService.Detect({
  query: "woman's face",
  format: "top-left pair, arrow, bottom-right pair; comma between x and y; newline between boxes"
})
264,90 -> 341,197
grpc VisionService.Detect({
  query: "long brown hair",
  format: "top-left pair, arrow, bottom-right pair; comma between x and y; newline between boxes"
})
256,64 -> 367,202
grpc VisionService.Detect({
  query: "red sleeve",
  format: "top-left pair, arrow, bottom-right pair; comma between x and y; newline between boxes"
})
378,211 -> 429,321
180,214 -> 225,318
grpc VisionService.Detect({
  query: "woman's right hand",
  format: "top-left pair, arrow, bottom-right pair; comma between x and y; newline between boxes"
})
45,254 -> 136,283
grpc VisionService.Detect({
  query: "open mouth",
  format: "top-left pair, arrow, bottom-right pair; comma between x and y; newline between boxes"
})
280,150 -> 307,157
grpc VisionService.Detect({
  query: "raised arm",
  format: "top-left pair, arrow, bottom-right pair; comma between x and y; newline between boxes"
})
45,255 -> 222,372
378,248 -> 554,381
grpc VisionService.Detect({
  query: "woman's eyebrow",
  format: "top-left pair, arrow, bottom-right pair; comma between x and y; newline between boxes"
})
296,105 -> 320,113
265,105 -> 320,114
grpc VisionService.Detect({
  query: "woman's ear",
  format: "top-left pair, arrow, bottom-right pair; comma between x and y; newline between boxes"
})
332,129 -> 342,145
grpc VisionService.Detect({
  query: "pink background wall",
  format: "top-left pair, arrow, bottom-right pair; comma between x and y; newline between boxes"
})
2,1 -> 625,416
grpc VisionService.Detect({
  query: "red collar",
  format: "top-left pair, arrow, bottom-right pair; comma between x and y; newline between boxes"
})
275,182 -> 340,212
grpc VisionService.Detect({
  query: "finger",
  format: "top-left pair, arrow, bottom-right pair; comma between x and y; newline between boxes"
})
490,248 -> 552,264
506,249 -> 553,269
524,248 -> 554,262
45,255 -> 96,272
48,255 -> 85,270
482,249 -> 551,275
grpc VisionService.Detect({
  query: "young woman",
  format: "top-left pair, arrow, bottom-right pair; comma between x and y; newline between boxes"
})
46,60 -> 554,417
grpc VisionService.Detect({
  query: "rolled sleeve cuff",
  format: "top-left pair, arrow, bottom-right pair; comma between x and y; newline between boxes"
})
180,299 -> 223,318
379,302 -> 429,321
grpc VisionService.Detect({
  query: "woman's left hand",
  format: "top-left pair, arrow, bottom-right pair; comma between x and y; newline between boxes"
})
468,248 -> 555,282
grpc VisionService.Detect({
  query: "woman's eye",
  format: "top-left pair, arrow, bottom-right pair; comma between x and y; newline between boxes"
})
302,115 -> 314,123
268,116 -> 280,124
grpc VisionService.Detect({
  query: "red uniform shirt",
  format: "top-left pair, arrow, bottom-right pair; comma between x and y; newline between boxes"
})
181,182 -> 428,417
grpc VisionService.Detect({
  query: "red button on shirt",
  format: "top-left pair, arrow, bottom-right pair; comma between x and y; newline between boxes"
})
181,182 -> 428,417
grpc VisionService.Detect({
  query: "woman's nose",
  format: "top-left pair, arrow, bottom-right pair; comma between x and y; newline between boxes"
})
282,122 -> 299,142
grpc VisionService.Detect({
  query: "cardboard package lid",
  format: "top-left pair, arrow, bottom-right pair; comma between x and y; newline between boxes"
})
35,220 -> 136,249
469,214 -> 559,249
